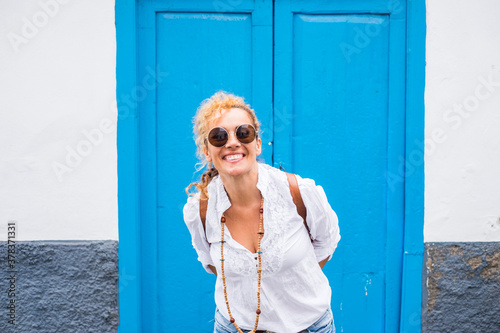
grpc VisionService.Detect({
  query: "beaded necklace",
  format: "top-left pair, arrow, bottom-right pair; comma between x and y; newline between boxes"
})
220,196 -> 264,333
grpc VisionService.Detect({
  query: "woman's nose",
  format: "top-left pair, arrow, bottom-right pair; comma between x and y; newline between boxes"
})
225,131 -> 240,147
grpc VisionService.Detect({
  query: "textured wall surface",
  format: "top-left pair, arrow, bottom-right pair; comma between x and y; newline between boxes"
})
0,241 -> 118,333
425,0 -> 500,242
423,242 -> 500,332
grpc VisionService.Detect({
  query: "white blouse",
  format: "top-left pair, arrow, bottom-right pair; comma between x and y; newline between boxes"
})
183,162 -> 341,332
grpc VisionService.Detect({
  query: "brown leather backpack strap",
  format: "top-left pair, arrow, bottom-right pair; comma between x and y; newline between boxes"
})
199,191 -> 208,233
286,172 -> 313,241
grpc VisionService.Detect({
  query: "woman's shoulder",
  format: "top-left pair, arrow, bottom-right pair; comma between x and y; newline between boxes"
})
258,162 -> 323,191
261,163 -> 316,185
295,173 -> 318,188
294,175 -> 334,214
284,171 -> 327,202
258,162 -> 288,178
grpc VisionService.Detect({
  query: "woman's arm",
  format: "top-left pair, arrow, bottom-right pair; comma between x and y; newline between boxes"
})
319,256 -> 330,269
183,196 -> 217,275
208,264 -> 217,276
297,176 -> 341,267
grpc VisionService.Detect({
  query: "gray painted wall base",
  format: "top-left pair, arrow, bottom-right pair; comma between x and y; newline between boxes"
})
0,240 -> 118,333
423,242 -> 500,333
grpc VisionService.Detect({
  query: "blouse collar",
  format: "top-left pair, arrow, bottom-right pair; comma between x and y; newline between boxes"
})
207,162 -> 270,230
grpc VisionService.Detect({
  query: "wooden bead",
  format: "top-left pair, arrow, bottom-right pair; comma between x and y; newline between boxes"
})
256,309 -> 261,314
230,317 -> 235,323
221,216 -> 226,222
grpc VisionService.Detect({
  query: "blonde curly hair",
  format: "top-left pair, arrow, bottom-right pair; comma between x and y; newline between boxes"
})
186,90 -> 261,197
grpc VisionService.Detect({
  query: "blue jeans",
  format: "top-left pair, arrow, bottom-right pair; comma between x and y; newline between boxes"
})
214,307 -> 335,333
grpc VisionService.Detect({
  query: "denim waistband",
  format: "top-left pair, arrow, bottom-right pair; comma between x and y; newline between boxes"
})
214,307 -> 335,333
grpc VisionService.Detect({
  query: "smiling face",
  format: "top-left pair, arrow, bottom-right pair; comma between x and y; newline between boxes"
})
204,108 -> 262,179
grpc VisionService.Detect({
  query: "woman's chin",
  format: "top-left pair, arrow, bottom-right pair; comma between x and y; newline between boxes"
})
218,161 -> 255,178
220,167 -> 245,178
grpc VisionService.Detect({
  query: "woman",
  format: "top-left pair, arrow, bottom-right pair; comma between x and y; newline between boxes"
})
184,91 -> 341,333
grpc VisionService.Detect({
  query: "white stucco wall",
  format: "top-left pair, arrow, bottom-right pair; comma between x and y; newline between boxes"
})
425,0 -> 500,241
0,0 -> 118,240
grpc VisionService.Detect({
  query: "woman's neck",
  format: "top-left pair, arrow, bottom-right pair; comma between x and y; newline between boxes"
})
219,164 -> 261,207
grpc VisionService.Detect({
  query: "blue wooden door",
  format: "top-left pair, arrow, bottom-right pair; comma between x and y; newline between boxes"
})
136,0 -> 406,332
274,1 -> 406,332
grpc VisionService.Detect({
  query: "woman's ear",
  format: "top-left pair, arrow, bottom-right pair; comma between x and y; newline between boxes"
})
256,137 -> 262,156
203,144 -> 212,162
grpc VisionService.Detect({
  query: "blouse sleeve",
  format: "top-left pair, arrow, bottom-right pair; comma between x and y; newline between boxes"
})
296,175 -> 341,262
183,194 -> 215,275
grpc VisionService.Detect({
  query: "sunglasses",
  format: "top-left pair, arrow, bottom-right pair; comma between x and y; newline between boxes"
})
206,123 -> 257,148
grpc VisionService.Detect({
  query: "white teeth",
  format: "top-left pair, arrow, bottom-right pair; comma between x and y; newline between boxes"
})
225,154 -> 243,161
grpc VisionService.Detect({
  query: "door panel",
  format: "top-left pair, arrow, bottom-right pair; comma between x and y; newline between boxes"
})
274,1 -> 406,332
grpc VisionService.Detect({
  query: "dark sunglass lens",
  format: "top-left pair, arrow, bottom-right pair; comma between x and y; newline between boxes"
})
208,128 -> 228,147
236,124 -> 256,144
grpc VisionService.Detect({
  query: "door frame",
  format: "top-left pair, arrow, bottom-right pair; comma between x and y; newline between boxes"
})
115,1 -> 426,332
